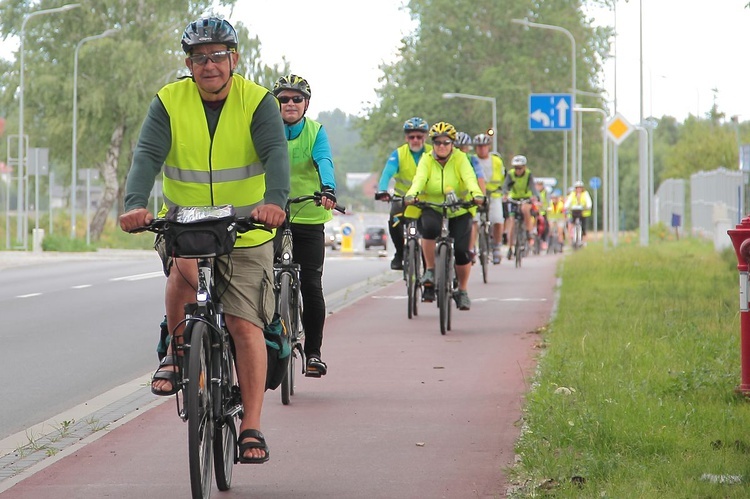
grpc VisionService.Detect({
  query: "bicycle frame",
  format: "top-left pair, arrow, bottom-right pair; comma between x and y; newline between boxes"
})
275,193 -> 345,402
413,198 -> 474,334
508,199 -> 532,268
130,208 -> 266,498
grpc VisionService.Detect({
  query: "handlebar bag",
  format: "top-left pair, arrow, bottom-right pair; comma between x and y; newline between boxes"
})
164,205 -> 237,258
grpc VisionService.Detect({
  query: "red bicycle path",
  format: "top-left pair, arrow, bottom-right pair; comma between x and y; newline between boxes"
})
1,253 -> 560,499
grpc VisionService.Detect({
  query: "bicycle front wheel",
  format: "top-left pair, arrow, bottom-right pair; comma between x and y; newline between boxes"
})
279,272 -> 294,405
186,321 -> 214,499
574,223 -> 583,250
515,226 -> 524,268
478,226 -> 489,284
436,243 -> 451,335
213,339 -> 238,491
406,238 -> 420,319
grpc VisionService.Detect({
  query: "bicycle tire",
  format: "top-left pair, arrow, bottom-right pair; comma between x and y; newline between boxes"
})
436,243 -> 450,335
574,222 -> 582,250
515,225 -> 524,268
279,272 -> 294,406
213,338 -> 238,491
406,238 -> 420,319
413,240 -> 422,317
186,321 -> 214,499
478,225 -> 489,284
404,242 -> 414,319
447,256 -> 454,332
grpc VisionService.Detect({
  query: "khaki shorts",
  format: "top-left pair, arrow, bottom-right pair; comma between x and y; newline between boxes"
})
157,236 -> 275,330
214,242 -> 275,330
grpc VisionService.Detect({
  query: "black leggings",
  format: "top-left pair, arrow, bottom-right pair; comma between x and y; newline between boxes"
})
274,223 -> 326,359
417,210 -> 473,266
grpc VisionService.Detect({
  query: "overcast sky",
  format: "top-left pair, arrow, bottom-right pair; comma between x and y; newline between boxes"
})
2,1 -> 748,123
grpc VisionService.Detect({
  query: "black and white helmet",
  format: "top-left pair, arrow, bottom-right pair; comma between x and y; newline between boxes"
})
454,131 -> 473,146
473,133 -> 491,146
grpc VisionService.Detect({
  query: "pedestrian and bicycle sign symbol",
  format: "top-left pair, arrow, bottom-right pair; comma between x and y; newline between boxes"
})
528,93 -> 572,131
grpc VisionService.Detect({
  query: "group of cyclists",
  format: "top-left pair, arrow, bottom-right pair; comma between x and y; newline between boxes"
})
374,116 -> 595,303
117,15 -> 595,469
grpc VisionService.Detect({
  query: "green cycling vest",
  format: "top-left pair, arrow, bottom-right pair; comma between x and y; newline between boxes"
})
393,143 -> 432,195
508,169 -> 532,199
484,154 -> 505,197
158,75 -> 273,247
287,118 -> 331,224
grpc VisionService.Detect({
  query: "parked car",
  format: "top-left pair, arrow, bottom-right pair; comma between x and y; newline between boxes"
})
325,225 -> 341,250
364,226 -> 387,250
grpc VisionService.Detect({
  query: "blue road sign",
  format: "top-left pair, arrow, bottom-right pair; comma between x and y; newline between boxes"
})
529,93 -> 573,131
589,176 -> 601,190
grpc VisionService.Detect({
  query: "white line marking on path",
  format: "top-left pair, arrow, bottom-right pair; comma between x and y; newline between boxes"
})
110,271 -> 163,282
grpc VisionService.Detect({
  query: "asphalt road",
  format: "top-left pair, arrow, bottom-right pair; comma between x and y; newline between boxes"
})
0,248 -> 560,498
0,249 -> 393,441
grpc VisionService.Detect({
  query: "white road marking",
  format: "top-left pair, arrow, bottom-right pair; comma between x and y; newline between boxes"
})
16,293 -> 41,298
110,271 -> 164,282
72,284 -> 92,289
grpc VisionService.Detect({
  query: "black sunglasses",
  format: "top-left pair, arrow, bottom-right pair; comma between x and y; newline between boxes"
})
432,139 -> 453,146
278,95 -> 305,104
188,50 -> 231,66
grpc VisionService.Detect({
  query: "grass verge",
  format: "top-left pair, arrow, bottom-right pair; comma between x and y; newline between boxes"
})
510,238 -> 750,498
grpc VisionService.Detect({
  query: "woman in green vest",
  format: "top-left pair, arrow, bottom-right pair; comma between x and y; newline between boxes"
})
272,74 -> 337,378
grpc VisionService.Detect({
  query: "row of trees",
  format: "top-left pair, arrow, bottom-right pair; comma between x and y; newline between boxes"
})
0,0 -> 289,241
0,0 -> 745,240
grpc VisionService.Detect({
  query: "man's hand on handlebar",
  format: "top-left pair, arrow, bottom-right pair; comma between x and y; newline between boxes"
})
374,191 -> 391,202
473,196 -> 486,206
119,208 -> 153,233
403,195 -> 417,205
252,203 -> 286,229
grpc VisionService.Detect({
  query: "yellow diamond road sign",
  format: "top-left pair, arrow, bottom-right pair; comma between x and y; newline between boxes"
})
607,112 -> 634,145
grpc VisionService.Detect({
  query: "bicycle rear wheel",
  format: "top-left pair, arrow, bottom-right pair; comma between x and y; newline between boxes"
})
436,243 -> 451,335
213,339 -> 238,491
186,321 -> 214,499
279,272 -> 294,405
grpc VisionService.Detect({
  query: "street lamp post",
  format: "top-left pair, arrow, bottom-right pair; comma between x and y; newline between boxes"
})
441,92 -> 497,153
72,28 -> 118,239
511,19 -> 577,186
575,107 -> 608,248
18,3 -> 80,247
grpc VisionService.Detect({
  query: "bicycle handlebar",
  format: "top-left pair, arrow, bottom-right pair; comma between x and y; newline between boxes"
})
288,192 -> 346,214
127,215 -> 268,235
506,198 -> 534,206
411,199 -> 478,210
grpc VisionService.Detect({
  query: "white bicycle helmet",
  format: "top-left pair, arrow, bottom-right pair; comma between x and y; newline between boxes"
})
511,155 -> 527,167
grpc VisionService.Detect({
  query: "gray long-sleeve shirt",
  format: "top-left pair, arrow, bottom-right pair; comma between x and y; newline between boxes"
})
124,83 -> 289,212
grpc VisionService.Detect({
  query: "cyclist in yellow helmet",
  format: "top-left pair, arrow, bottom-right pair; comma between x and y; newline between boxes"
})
404,121 -> 484,310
